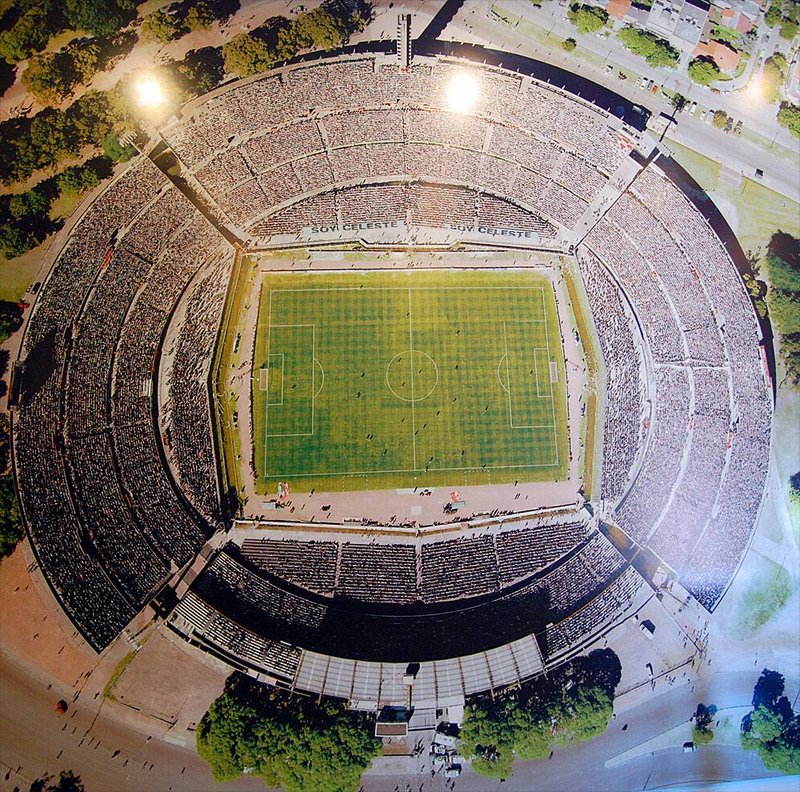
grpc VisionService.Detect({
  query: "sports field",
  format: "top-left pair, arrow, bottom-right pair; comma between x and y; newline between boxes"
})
252,270 -> 569,493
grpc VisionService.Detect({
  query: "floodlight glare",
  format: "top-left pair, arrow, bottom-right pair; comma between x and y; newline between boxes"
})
446,72 -> 479,113
136,76 -> 166,107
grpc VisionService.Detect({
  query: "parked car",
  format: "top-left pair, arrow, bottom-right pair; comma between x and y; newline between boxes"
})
724,117 -> 734,132
683,742 -> 696,753
689,101 -> 698,115
734,120 -> 743,135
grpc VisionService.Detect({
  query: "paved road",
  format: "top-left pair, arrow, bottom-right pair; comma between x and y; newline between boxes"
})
0,648 -> 262,792
363,670 -> 794,791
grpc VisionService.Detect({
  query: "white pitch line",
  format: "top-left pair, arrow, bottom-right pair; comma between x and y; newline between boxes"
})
408,288 -> 416,470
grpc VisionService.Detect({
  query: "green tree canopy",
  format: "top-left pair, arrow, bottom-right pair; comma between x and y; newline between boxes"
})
777,103 -> 800,137
22,52 -> 75,104
0,301 -> 23,343
765,2 -> 783,27
0,475 -> 22,558
185,1 -> 216,31
567,3 -> 608,34
688,56 -> 721,86
763,232 -> 800,382
779,19 -> 798,40
63,0 -> 127,37
56,164 -> 99,195
763,54 -> 788,103
741,669 -> 800,775
790,471 -> 800,507
461,649 -> 621,779
0,6 -> 52,65
222,32 -> 275,77
562,37 -> 577,51
197,675 -> 381,792
712,109 -> 729,128
141,10 -> 187,44
617,26 -> 679,67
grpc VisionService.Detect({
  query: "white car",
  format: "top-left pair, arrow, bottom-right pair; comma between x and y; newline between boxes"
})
689,102 -> 698,115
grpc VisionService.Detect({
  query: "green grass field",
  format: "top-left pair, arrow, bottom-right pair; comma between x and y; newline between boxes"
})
252,270 -> 569,493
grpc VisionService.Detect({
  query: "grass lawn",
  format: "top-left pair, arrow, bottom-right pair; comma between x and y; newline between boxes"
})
0,189 -> 86,302
668,140 -> 800,257
252,270 -> 569,493
732,552 -> 796,639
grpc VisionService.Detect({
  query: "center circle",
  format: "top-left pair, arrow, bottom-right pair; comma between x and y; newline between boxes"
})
386,350 -> 439,403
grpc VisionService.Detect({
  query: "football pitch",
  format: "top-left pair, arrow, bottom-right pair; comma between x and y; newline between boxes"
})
252,270 -> 569,493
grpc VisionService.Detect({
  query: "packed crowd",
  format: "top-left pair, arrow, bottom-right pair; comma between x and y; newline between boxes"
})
173,591 -> 302,679
246,180 -> 557,243
576,250 -> 646,504
239,519 -> 592,606
188,531 -> 632,666
161,250 -> 232,523
13,52 -> 770,662
587,163 -> 771,609
161,55 -> 624,235
14,160 -> 223,648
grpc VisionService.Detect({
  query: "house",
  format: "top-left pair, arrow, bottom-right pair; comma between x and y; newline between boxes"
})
607,0 -> 633,20
693,39 -> 742,70
647,0 -> 710,51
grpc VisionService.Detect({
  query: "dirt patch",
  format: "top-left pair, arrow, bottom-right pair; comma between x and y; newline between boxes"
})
0,541 -> 96,687
108,629 -> 229,731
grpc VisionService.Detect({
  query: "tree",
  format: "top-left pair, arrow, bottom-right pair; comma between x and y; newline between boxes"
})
765,2 -> 783,27
141,10 -> 186,44
63,0 -> 126,37
741,669 -> 800,775
197,674 -> 381,792
0,301 -> 23,343
790,472 -> 800,507
0,475 -> 22,558
285,6 -> 348,51
762,54 -> 788,103
562,37 -> 577,51
567,3 -> 608,34
22,52 -> 74,104
779,19 -> 798,40
28,108 -> 73,168
8,189 -> 50,221
763,233 -> 800,382
669,92 -> 688,112
69,41 -> 102,84
0,6 -> 52,65
186,1 -> 216,31
713,109 -> 729,128
777,103 -> 800,137
461,649 -> 621,779
692,703 -> 717,745
175,47 -> 225,97
617,26 -> 679,68
222,33 -> 274,77
688,56 -> 721,86
68,89 -> 130,146
102,133 -> 135,162
56,165 -> 99,195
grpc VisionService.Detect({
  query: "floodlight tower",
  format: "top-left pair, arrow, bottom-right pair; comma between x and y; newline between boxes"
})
397,13 -> 412,72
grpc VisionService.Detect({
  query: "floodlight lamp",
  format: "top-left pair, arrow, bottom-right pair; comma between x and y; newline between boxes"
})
446,72 -> 479,113
136,76 -> 166,107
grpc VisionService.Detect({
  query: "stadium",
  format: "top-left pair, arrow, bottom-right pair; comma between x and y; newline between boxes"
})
10,41 -> 773,716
